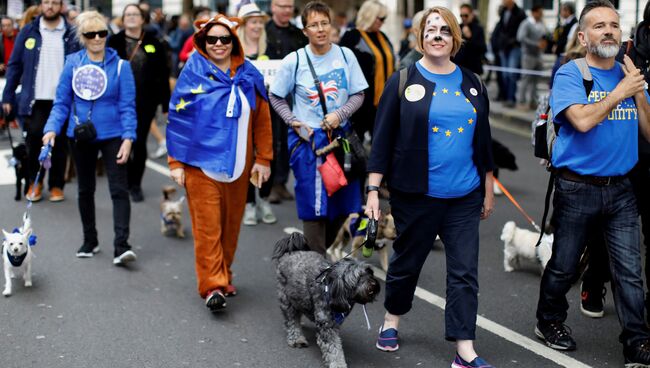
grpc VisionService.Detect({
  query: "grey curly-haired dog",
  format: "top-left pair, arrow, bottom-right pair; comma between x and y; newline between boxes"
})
273,233 -> 380,368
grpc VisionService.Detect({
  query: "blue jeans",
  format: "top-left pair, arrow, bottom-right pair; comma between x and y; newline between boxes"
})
499,48 -> 521,103
537,177 -> 649,347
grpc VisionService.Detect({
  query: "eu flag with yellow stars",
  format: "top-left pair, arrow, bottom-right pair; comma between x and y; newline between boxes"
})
167,52 -> 267,176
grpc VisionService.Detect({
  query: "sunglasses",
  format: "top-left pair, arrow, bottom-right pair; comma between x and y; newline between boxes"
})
377,16 -> 387,22
460,14 -> 470,18
82,30 -> 109,39
206,35 -> 233,45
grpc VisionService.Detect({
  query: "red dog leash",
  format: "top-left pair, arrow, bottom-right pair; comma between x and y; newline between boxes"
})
494,177 -> 542,233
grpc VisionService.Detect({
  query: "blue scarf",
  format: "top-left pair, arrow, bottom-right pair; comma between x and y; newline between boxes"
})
167,53 -> 267,175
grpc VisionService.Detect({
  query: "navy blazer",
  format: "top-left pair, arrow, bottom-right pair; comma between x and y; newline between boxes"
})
367,63 -> 494,197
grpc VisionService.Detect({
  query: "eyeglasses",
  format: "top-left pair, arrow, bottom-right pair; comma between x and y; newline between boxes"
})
460,14 -> 470,18
206,35 -> 233,45
82,30 -> 109,39
377,16 -> 387,22
305,21 -> 331,31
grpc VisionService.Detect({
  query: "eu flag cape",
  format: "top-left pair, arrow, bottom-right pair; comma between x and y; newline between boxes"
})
167,52 -> 267,176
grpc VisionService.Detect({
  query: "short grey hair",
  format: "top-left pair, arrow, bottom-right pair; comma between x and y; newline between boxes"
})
578,0 -> 617,31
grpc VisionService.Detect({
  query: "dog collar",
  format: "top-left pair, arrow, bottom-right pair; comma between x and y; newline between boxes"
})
160,213 -> 177,227
321,283 -> 350,326
6,250 -> 27,267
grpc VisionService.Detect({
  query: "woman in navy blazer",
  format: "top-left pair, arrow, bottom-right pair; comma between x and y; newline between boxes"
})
365,7 -> 495,368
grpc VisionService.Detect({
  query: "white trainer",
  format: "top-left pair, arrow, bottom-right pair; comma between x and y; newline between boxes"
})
243,203 -> 258,226
258,198 -> 277,224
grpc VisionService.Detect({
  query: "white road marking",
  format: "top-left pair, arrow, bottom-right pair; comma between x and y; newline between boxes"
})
370,266 -> 592,368
146,158 -> 591,368
0,149 -> 16,185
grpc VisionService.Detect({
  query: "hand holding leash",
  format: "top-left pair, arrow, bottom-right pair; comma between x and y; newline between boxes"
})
362,210 -> 378,258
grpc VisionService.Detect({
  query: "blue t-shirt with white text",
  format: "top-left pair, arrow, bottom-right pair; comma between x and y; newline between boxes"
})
416,62 -> 480,198
551,61 -> 645,176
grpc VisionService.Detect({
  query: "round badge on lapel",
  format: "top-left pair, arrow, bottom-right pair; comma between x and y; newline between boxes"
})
470,88 -> 478,96
404,84 -> 425,102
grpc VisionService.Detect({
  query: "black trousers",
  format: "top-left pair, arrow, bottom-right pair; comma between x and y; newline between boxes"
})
23,100 -> 68,189
127,105 -> 157,190
246,179 -> 273,203
271,109 -> 288,185
72,138 -> 131,256
386,189 -> 483,341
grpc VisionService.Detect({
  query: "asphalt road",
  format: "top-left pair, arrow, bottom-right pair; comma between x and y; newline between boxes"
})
0,122 -> 633,368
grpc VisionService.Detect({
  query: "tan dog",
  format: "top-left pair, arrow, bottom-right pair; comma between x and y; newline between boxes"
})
329,212 -> 397,271
161,186 -> 185,238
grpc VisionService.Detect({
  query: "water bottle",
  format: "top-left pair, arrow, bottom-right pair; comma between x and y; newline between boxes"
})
344,151 -> 352,172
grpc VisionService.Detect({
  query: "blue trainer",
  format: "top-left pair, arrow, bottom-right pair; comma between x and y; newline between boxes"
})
451,354 -> 494,368
375,325 -> 399,352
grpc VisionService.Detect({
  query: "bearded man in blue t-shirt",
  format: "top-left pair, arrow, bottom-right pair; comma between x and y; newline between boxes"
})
534,1 -> 650,365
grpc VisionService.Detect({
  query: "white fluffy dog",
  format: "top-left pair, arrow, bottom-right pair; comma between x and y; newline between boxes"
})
501,221 -> 553,274
2,214 -> 33,296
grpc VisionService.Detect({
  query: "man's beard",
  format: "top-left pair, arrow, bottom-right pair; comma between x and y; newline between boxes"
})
43,12 -> 60,21
586,37 -> 619,58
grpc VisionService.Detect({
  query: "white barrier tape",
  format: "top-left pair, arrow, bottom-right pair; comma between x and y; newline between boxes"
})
484,65 -> 552,77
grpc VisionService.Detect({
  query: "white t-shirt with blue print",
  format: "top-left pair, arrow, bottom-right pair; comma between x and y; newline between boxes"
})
270,44 -> 369,129
416,61 -> 480,198
551,61 -> 648,176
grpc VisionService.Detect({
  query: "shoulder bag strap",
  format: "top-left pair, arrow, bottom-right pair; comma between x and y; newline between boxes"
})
127,32 -> 145,62
303,47 -> 328,116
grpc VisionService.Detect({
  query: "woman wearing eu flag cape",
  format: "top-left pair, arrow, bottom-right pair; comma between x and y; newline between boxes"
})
166,15 -> 273,312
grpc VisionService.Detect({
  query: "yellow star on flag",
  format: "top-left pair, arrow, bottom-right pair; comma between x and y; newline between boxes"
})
175,98 -> 190,112
432,91 -> 436,96
458,127 -> 464,133
455,91 -> 461,96
473,107 -> 477,113
465,98 -> 470,103
468,118 -> 474,124
432,126 -> 439,133
445,130 -> 451,137
442,88 -> 449,94
191,84 -> 206,94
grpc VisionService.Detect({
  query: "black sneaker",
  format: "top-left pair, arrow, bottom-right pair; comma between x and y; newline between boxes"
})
129,187 -> 144,202
205,289 -> 226,312
113,250 -> 137,265
535,322 -> 577,351
580,281 -> 606,318
76,244 -> 100,258
624,340 -> 650,367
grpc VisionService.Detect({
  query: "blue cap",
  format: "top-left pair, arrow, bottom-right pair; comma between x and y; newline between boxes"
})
403,18 -> 412,28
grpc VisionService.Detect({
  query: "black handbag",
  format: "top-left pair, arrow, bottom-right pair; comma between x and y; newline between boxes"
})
304,48 -> 367,182
72,99 -> 97,142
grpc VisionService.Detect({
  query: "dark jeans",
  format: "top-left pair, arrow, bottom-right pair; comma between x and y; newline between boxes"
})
72,138 -> 131,256
23,100 -> 68,189
271,109 -> 288,185
498,48 -> 521,103
127,105 -> 157,190
386,189 -> 483,341
537,177 -> 649,347
583,158 -> 650,302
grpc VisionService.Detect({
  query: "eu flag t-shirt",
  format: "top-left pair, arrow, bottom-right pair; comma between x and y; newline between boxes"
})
416,61 -> 480,198
551,60 -> 645,176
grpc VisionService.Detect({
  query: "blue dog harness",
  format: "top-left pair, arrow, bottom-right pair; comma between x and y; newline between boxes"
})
6,250 -> 27,267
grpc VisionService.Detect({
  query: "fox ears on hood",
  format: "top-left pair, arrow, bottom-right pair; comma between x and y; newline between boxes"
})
194,14 -> 242,33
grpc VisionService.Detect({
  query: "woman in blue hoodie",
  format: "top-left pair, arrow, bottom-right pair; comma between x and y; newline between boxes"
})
42,11 -> 138,266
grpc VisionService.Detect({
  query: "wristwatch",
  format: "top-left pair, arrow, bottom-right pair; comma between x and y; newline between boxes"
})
365,185 -> 380,194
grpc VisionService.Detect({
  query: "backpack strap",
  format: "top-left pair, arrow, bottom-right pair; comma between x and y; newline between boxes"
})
398,67 -> 408,98
574,57 -> 594,96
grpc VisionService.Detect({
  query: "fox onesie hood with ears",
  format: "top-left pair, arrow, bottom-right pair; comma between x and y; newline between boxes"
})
166,14 -> 273,298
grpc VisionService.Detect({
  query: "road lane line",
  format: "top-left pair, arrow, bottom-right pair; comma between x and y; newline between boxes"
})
147,158 -> 591,368
370,266 -> 592,368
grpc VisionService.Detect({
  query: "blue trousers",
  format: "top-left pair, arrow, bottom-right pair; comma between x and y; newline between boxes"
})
498,48 -> 521,103
537,177 -> 650,347
386,189 -> 483,341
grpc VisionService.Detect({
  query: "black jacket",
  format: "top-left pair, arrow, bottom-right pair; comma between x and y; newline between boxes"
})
107,30 -> 171,113
618,24 -> 650,159
553,16 -> 577,56
453,19 -> 487,74
265,21 -> 307,60
493,4 -> 527,53
368,64 -> 494,197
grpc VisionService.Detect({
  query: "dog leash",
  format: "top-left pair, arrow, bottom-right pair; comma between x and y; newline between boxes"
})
494,177 -> 541,233
25,144 -> 52,216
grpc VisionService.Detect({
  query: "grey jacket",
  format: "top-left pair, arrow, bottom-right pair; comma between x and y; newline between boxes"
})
517,17 -> 547,56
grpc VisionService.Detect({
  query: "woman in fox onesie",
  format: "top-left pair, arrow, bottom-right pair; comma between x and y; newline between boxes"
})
166,15 -> 273,312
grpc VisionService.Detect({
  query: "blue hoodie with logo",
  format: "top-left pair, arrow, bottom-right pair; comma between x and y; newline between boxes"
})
44,47 -> 137,141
